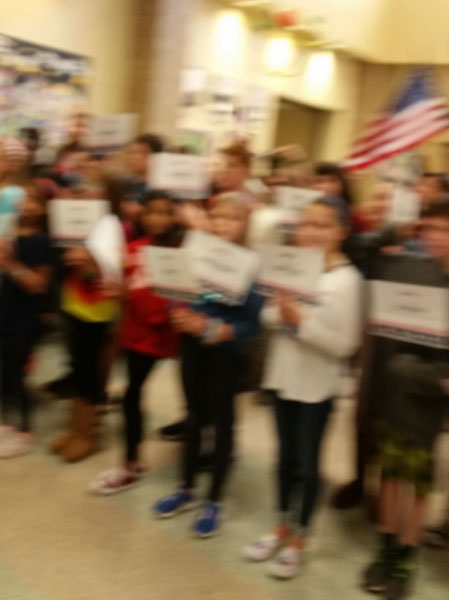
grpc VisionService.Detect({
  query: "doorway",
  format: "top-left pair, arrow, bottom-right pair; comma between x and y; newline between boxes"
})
274,98 -> 329,161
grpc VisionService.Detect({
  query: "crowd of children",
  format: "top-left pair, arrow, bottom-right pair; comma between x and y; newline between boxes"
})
0,128 -> 448,600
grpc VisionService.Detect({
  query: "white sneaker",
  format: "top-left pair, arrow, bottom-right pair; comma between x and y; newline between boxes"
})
0,433 -> 33,458
88,466 -> 147,496
242,535 -> 284,562
268,546 -> 301,580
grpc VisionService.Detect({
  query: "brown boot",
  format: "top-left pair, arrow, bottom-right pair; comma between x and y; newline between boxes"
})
48,398 -> 84,454
60,401 -> 98,463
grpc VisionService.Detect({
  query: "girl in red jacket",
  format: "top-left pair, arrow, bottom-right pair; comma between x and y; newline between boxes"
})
89,191 -> 182,494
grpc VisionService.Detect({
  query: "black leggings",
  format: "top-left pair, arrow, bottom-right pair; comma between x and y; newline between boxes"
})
122,350 -> 158,463
181,336 -> 241,502
0,335 -> 34,432
66,315 -> 110,405
273,394 -> 333,533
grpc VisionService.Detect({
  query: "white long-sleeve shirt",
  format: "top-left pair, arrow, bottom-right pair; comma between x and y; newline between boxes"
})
262,261 -> 363,403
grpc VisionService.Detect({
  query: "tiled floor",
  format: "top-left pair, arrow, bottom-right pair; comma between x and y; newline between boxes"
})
1,339 -> 449,600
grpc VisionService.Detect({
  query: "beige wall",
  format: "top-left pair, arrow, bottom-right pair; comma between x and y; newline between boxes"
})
180,0 -> 362,159
0,0 -> 137,114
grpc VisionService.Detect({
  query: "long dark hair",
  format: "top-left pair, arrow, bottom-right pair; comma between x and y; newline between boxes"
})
315,162 -> 354,207
102,171 -> 127,218
146,190 -> 185,247
21,182 -> 49,234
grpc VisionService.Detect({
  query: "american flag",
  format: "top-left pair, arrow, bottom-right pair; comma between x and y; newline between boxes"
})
344,71 -> 449,172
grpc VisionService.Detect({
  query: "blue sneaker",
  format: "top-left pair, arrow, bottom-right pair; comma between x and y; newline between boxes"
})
153,490 -> 196,518
193,502 -> 222,538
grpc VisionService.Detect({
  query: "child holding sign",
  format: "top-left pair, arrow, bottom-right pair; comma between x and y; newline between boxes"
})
0,183 -> 52,457
48,185 -> 124,463
153,193 -> 263,537
243,197 -> 363,579
89,191 -> 181,494
360,203 -> 449,600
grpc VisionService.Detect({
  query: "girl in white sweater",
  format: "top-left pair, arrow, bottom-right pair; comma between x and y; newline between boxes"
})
243,196 -> 363,579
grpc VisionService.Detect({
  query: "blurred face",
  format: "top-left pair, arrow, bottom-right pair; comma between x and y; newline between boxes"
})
313,174 -> 342,197
421,216 -> 449,265
9,154 -> 27,174
415,176 -> 442,206
297,203 -> 346,254
78,154 -> 102,184
58,150 -> 85,175
127,142 -> 149,178
144,199 -> 175,237
216,156 -> 249,192
0,147 -> 25,177
69,113 -> 89,143
209,201 -> 247,244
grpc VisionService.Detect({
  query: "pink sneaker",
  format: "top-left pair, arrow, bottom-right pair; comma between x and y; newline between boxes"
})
88,466 -> 147,496
0,432 -> 34,458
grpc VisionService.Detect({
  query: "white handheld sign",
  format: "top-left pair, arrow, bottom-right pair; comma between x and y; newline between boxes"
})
389,186 -> 421,224
149,153 -> 208,198
85,114 -> 138,149
184,230 -> 260,305
275,187 -> 322,235
144,246 -> 200,303
257,245 -> 324,301
48,199 -> 110,246
370,280 -> 449,349
275,187 -> 322,212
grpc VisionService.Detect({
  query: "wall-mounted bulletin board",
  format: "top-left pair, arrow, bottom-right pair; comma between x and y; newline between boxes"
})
0,33 -> 90,147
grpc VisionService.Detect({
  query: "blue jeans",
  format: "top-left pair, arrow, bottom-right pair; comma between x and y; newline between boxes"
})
273,394 -> 333,533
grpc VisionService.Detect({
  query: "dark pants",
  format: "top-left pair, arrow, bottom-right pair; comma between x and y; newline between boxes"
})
0,335 -> 34,432
273,394 -> 333,532
181,336 -> 241,502
66,315 -> 110,405
122,350 -> 158,463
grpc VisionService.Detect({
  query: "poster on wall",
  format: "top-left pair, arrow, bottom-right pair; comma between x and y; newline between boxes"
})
0,34 -> 90,148
176,129 -> 211,155
208,75 -> 239,121
180,68 -> 207,108
235,86 -> 271,137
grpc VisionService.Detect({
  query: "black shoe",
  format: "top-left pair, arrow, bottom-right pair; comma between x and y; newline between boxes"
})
159,420 -> 187,442
332,480 -> 364,510
362,535 -> 398,594
385,550 -> 416,600
363,560 -> 391,594
385,574 -> 413,600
